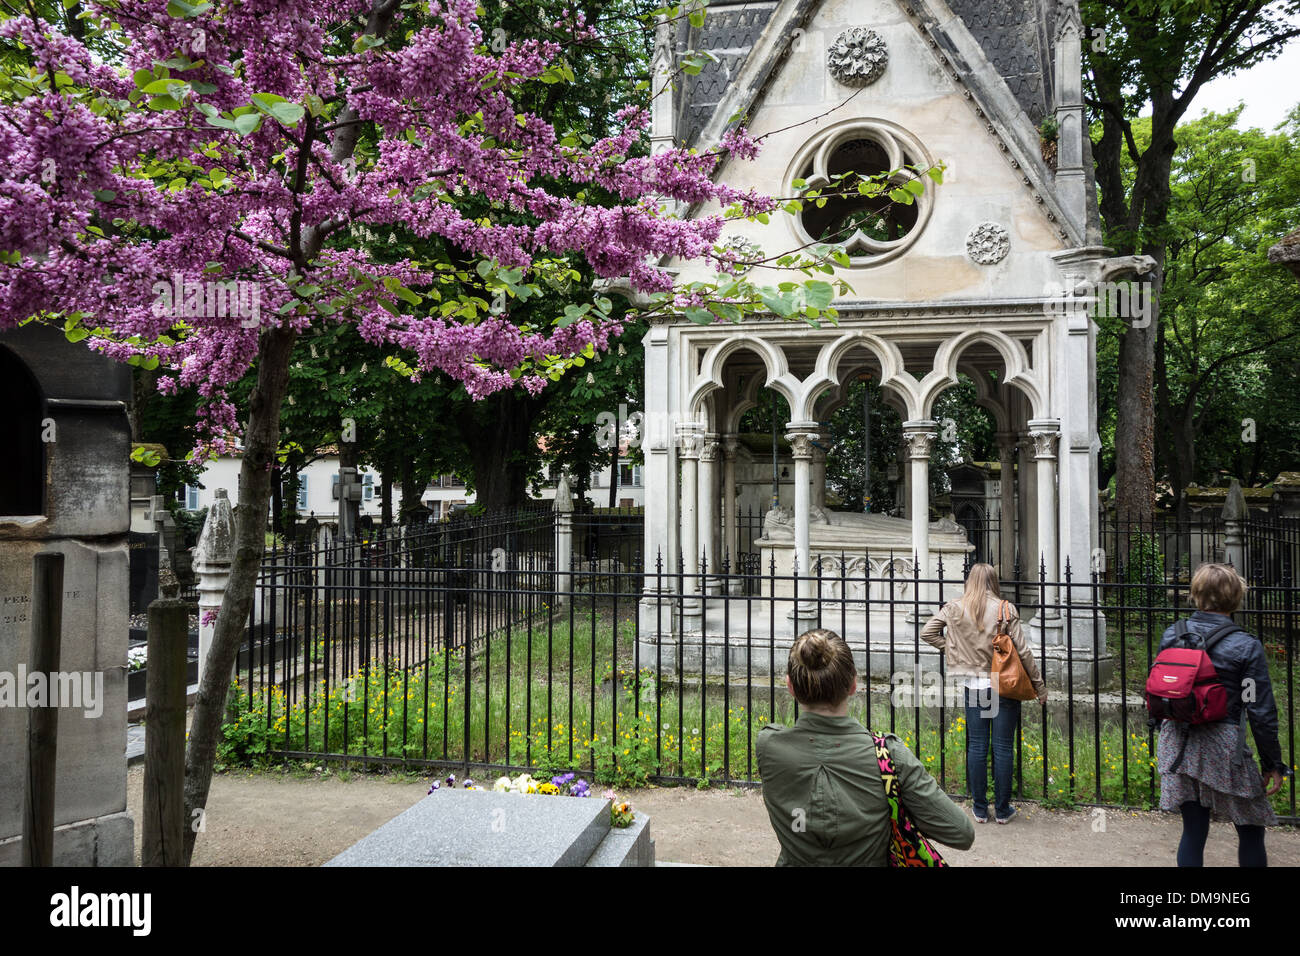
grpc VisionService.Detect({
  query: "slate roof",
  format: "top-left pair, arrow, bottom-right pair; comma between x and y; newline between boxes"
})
673,2 -> 780,147
945,0 -> 1056,124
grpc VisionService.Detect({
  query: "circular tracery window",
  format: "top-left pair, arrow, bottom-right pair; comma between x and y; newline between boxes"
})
789,121 -> 934,266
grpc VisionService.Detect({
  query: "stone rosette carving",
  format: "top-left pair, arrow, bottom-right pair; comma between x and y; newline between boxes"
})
827,27 -> 888,87
718,235 -> 764,275
966,221 -> 1011,265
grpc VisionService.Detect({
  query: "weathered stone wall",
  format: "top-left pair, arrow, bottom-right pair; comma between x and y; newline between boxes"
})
0,324 -> 133,866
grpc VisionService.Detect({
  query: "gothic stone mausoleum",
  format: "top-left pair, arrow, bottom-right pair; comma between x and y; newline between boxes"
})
638,0 -> 1154,687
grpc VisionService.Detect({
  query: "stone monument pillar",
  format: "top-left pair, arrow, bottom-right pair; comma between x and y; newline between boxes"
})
554,474 -> 574,604
1222,478 -> 1247,575
193,489 -> 234,687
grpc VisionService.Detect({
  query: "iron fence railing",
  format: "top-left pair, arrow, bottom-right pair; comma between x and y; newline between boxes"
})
234,527 -> 1297,822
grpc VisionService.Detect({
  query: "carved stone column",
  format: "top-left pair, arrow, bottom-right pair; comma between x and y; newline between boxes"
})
676,425 -> 702,601
1029,419 -> 1061,615
786,424 -> 819,632
996,431 -> 1018,579
902,421 -> 937,587
811,436 -> 828,510
699,434 -> 722,593
722,435 -> 741,591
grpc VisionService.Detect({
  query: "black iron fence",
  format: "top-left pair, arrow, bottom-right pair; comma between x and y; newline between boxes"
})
231,518 -> 1298,822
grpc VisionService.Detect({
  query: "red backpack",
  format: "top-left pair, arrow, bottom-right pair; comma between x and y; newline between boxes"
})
1144,619 -> 1236,725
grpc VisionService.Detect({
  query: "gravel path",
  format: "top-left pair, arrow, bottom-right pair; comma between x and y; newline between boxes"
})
125,766 -> 1300,866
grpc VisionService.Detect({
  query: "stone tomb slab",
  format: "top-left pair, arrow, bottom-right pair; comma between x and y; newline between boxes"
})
325,788 -> 610,867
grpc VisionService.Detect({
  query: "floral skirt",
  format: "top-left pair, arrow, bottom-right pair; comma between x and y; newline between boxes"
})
1157,720 -> 1278,826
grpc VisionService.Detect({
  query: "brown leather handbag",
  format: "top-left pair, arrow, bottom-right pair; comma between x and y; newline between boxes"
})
991,600 -> 1037,701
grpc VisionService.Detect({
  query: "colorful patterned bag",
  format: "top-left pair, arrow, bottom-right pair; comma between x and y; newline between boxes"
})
872,732 -> 947,867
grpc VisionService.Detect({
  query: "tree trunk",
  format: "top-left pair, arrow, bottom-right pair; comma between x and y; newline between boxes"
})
608,443 -> 618,509
380,459 -> 393,525
465,390 -> 540,511
399,453 -> 420,523
270,464 -> 283,539
182,325 -> 297,864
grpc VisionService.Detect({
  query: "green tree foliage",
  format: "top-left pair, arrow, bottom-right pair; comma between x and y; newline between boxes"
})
1096,105 -> 1300,507
1081,0 -> 1300,520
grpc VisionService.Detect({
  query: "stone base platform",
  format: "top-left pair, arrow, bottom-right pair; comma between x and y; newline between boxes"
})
637,602 -> 1113,691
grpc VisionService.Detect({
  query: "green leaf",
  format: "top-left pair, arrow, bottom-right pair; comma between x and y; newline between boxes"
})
688,7 -> 706,27
352,33 -> 386,53
132,68 -> 155,90
93,189 -> 117,202
141,78 -> 186,95
65,327 -> 90,343
903,178 -> 925,197
233,113 -> 261,135
804,280 -> 834,310
251,93 -> 304,126
927,166 -> 944,185
392,285 -> 421,306
166,0 -> 212,17
682,306 -> 714,324
760,293 -> 797,317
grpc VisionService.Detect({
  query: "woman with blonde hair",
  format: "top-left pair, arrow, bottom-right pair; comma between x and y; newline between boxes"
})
1156,563 -> 1286,866
757,629 -> 974,865
922,563 -> 1047,824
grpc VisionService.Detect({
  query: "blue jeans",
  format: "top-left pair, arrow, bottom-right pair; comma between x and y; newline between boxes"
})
964,687 -> 1020,819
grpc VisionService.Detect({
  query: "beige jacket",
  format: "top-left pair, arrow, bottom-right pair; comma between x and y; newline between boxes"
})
920,594 -> 1046,697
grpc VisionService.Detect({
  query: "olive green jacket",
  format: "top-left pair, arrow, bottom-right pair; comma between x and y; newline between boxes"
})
756,712 -> 975,866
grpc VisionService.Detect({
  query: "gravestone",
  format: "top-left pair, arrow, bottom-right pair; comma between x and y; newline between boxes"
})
325,789 -> 653,867
127,531 -> 160,615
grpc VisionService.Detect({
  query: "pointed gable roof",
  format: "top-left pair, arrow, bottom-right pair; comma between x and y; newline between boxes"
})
675,0 -> 1083,245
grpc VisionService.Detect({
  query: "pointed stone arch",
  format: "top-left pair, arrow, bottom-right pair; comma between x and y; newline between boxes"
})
688,333 -> 800,421
920,328 -> 1044,420
803,331 -> 920,421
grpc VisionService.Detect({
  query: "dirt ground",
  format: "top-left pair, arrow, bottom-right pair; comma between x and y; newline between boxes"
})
125,765 -> 1300,866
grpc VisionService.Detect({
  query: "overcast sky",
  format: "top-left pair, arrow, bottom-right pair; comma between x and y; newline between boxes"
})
1184,23 -> 1300,131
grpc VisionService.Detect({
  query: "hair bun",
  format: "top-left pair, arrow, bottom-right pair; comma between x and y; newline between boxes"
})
799,632 -> 831,668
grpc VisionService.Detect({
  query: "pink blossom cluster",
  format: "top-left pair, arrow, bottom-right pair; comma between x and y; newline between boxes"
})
0,0 -> 775,449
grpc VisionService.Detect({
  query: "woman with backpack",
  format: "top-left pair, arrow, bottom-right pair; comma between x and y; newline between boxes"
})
757,629 -> 975,865
921,563 -> 1048,824
1154,563 -> 1287,867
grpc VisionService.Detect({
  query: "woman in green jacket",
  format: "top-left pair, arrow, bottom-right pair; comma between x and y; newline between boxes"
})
757,629 -> 975,865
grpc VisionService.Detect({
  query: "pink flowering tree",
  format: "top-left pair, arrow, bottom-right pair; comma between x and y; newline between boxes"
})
0,0 -> 891,861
